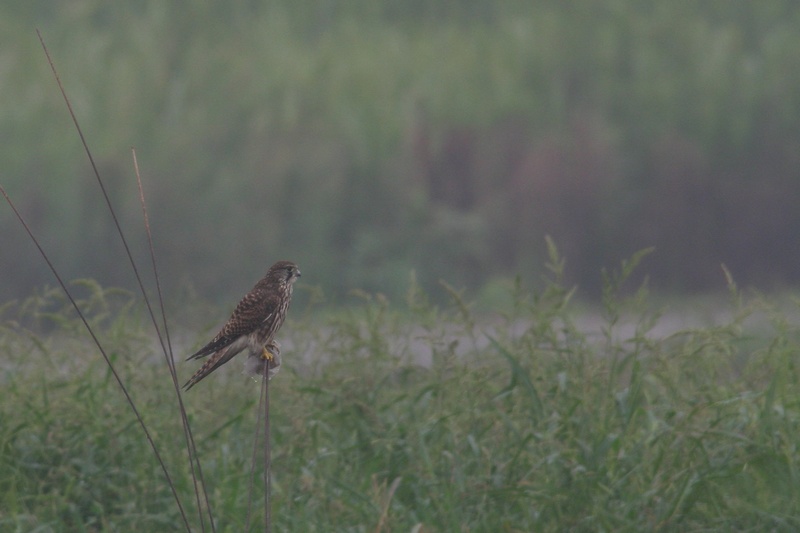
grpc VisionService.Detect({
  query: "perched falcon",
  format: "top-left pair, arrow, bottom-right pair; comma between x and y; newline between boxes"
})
183,260 -> 301,390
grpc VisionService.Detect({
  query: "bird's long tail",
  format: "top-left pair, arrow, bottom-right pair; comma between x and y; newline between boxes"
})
183,344 -> 241,390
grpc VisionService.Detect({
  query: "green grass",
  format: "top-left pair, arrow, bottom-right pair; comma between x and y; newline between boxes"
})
2,261 -> 800,532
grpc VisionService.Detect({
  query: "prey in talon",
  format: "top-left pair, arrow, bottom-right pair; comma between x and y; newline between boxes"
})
245,340 -> 283,382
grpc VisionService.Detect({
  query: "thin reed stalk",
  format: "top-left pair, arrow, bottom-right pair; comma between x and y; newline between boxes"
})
32,29 -> 214,531
0,185 -> 192,530
21,28 -> 282,532
246,364 -> 272,533
132,149 -> 215,531
263,364 -> 272,533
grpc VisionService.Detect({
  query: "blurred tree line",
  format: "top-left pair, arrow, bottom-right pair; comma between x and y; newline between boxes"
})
2,1 -> 800,304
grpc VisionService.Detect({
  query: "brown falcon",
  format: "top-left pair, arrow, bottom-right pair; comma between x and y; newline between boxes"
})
183,260 -> 301,390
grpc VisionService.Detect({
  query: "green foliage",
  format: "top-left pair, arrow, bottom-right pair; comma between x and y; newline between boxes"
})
3,1 -> 800,303
2,262 -> 800,531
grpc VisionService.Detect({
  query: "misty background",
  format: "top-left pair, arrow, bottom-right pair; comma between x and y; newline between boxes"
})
2,2 -> 799,306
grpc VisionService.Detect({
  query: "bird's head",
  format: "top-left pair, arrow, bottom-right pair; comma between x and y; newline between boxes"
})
269,260 -> 301,286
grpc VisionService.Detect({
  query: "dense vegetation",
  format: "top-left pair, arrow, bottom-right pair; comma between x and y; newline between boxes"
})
2,249 -> 799,531
4,5 -> 799,529
3,1 -> 800,304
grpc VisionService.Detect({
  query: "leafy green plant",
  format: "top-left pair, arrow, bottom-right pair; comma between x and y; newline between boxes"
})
6,253 -> 800,531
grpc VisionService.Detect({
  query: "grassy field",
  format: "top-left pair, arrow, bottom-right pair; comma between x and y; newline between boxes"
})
1,255 -> 800,532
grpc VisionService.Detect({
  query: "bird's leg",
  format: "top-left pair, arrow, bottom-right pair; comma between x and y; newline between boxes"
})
260,345 -> 275,362
260,340 -> 281,363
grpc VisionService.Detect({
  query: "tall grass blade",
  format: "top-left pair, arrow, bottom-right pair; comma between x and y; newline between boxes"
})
35,29 -> 198,531
489,336 -> 543,420
245,364 -> 271,533
0,185 -> 191,531
246,387 -> 262,532
132,149 -> 215,531
263,364 -> 271,533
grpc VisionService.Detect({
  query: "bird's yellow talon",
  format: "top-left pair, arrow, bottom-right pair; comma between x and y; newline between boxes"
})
261,346 -> 275,362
